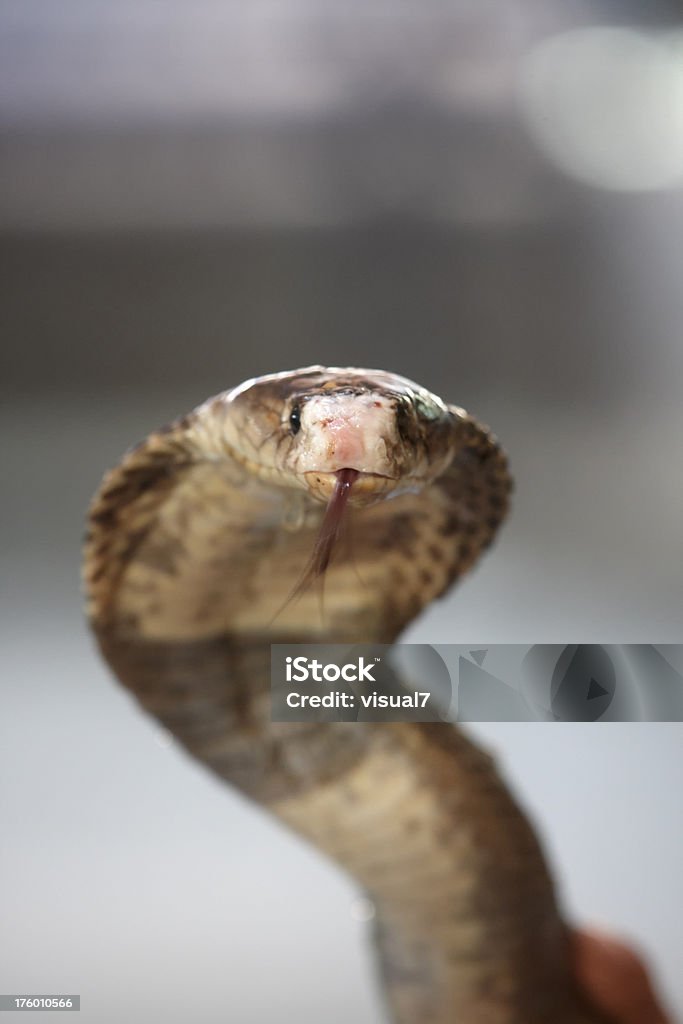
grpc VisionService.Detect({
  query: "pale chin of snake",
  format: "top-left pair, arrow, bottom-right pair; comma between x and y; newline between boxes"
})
83,366 -> 606,1024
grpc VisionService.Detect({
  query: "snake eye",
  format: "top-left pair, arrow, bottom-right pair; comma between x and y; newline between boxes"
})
289,404 -> 302,435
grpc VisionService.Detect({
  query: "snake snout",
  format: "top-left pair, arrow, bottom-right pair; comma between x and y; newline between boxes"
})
294,392 -> 400,482
321,415 -> 367,467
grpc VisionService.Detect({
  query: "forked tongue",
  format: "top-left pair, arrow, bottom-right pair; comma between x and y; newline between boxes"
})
286,468 -> 359,605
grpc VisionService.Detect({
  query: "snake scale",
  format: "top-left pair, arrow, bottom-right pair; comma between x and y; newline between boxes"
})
83,367 -> 607,1024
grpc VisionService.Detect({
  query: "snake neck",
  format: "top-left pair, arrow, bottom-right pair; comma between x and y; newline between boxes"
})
94,623 -> 603,1024
275,719 -> 601,1024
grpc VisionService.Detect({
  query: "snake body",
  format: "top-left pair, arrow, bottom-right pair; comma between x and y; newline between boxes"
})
83,367 -> 604,1024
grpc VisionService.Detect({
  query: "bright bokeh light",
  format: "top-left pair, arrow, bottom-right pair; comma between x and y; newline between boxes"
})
518,27 -> 683,192
349,897 -> 375,922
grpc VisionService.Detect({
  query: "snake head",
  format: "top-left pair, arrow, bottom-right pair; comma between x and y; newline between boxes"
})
221,366 -> 457,507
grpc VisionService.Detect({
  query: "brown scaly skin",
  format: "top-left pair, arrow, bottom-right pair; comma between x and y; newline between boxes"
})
83,367 -> 607,1023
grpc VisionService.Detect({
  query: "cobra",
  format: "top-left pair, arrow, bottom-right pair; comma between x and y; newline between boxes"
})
83,366 -> 605,1024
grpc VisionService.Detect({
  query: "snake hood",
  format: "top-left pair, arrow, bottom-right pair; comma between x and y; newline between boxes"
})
85,366 -> 511,644
203,366 -> 459,506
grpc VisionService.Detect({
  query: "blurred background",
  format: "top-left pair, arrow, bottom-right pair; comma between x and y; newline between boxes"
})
1,0 -> 682,1021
